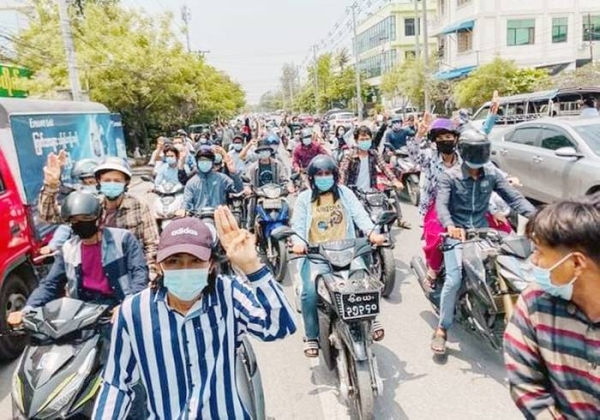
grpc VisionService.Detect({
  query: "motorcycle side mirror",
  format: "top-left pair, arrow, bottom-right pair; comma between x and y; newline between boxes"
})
141,175 -> 153,183
375,210 -> 397,226
270,226 -> 296,242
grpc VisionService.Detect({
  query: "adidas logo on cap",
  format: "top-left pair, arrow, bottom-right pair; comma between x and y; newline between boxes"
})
171,227 -> 198,237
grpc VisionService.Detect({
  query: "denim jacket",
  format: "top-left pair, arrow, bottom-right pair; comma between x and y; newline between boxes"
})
26,227 -> 148,308
436,163 -> 536,229
290,185 -> 375,245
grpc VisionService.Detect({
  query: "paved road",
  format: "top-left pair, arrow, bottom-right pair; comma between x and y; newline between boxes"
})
0,176 -> 522,419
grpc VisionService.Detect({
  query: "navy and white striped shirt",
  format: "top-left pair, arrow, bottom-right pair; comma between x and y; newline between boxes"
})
93,266 -> 297,419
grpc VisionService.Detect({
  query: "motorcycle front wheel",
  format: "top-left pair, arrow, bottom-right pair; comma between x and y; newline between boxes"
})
269,240 -> 288,283
352,360 -> 375,420
375,248 -> 396,298
404,175 -> 420,207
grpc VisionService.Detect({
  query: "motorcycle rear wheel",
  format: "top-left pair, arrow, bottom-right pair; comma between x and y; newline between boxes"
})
377,248 -> 396,298
352,360 -> 375,420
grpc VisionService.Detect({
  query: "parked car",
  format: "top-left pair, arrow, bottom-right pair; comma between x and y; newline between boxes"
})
490,117 -> 600,203
328,112 -> 355,130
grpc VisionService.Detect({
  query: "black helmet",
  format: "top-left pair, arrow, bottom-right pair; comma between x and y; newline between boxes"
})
255,140 -> 273,154
60,191 -> 102,222
71,158 -> 98,180
307,155 -> 339,183
195,145 -> 215,161
458,129 -> 491,168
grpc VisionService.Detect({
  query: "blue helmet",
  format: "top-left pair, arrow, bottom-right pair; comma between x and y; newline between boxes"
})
266,134 -> 280,146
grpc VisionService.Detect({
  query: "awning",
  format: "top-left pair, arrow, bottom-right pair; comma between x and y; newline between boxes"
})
434,65 -> 477,80
439,19 -> 475,35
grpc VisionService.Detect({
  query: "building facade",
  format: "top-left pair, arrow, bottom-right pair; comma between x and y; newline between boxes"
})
354,0 -> 437,102
432,0 -> 600,80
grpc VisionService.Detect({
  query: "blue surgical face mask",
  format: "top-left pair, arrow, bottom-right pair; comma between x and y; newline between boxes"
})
258,150 -> 271,160
79,184 -> 97,195
465,161 -> 486,169
302,137 -> 312,146
233,143 -> 243,152
532,253 -> 577,301
163,268 -> 209,301
314,175 -> 334,192
100,182 -> 125,200
358,140 -> 372,151
214,154 -> 223,164
166,156 -> 177,165
197,160 -> 213,173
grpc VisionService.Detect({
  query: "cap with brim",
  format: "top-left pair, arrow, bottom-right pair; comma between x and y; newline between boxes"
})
157,218 -> 213,262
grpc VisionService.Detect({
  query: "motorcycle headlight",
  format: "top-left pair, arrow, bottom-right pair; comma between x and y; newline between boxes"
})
37,349 -> 96,418
322,248 -> 354,267
12,373 -> 24,415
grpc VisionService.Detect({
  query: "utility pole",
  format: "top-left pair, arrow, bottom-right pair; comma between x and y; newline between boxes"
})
312,45 -> 320,114
181,5 -> 191,53
422,0 -> 430,112
289,63 -> 296,113
351,2 -> 363,120
57,0 -> 82,101
413,0 -> 420,59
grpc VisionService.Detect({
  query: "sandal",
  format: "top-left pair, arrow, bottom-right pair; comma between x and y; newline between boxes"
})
303,339 -> 319,358
372,320 -> 385,342
397,219 -> 412,230
430,330 -> 447,355
425,269 -> 438,290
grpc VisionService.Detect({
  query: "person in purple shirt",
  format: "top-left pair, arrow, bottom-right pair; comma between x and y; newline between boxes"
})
292,128 -> 329,173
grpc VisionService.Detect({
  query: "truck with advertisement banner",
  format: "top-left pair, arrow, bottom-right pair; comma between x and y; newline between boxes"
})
0,98 -> 126,360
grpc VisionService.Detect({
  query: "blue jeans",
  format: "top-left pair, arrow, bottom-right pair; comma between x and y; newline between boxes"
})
300,260 -> 321,340
438,239 -> 463,330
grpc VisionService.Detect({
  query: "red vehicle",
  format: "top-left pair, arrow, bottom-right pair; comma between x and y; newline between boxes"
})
0,98 -> 119,360
298,114 -> 315,127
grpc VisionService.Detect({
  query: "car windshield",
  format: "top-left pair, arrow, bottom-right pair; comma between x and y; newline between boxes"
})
574,123 -> 600,156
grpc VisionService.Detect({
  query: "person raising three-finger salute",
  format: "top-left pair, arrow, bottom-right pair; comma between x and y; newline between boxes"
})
93,206 -> 297,419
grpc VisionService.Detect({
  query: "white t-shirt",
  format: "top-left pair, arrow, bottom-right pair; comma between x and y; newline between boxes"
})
356,156 -> 370,191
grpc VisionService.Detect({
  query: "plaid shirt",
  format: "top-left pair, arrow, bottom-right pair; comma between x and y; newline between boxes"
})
339,148 -> 397,189
504,284 -> 600,419
38,185 -> 159,274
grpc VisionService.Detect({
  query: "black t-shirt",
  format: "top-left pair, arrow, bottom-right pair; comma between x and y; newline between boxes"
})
258,163 -> 274,186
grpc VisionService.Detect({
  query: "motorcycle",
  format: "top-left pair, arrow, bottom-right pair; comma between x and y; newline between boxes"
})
387,146 -> 421,207
252,183 -> 291,282
142,176 -> 185,232
272,210 -> 396,420
411,228 -> 533,350
228,190 -> 247,228
353,188 -> 398,298
11,298 -> 112,419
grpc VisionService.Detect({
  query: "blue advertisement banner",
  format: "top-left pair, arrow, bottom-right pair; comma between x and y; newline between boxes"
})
10,112 -> 126,204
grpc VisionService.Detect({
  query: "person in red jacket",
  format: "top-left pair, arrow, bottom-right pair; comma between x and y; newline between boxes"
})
292,128 -> 328,173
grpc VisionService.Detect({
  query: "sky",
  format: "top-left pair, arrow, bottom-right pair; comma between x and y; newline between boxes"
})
121,0 -> 356,104
0,0 -> 386,104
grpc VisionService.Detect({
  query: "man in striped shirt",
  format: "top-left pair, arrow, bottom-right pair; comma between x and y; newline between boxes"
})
504,197 -> 600,419
93,206 -> 297,419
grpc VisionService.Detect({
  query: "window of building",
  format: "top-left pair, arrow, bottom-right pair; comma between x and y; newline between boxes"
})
583,15 -> 600,41
439,0 -> 445,16
552,17 -> 568,43
404,18 -> 421,37
438,37 -> 445,59
457,31 -> 472,52
457,0 -> 471,7
507,19 -> 535,46
359,50 -> 399,78
355,16 -> 398,55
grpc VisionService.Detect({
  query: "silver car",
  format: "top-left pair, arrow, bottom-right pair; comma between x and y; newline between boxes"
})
490,117 -> 600,203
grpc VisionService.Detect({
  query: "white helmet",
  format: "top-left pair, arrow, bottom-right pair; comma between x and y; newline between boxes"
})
94,156 -> 132,180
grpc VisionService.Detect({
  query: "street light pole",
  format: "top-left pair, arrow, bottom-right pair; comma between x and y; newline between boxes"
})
351,2 -> 363,120
57,0 -> 82,101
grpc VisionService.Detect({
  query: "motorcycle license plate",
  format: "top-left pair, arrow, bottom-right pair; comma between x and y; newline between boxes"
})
340,292 -> 380,320
262,199 -> 282,209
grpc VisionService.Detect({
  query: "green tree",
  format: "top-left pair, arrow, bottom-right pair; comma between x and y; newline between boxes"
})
14,0 -> 245,151
453,58 -> 549,109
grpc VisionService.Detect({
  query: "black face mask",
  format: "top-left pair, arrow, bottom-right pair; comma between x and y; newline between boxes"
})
71,220 -> 99,239
437,141 -> 456,155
